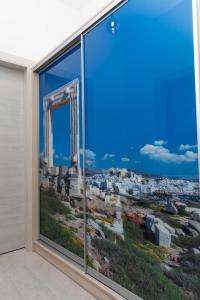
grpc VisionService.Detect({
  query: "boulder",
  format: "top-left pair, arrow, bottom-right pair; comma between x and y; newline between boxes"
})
192,248 -> 200,255
192,211 -> 200,222
161,263 -> 172,273
188,220 -> 200,233
175,228 -> 185,236
146,214 -> 176,237
187,227 -> 199,237
175,201 -> 187,208
93,259 -> 101,271
146,214 -> 156,233
166,202 -> 178,215
87,218 -> 105,239
155,223 -> 171,248
164,223 -> 175,235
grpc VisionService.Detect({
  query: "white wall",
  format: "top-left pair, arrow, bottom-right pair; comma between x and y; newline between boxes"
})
0,0 -> 113,62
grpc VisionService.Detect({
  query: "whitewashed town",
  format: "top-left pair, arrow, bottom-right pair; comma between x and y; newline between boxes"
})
86,168 -> 200,247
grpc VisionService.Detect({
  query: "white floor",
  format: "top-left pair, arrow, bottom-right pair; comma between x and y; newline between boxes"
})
0,249 -> 97,300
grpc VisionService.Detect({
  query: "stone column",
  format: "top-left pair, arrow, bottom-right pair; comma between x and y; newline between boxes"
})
43,97 -> 53,168
70,83 -> 80,170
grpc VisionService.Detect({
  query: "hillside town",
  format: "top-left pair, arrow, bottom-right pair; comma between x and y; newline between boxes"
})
86,168 -> 200,247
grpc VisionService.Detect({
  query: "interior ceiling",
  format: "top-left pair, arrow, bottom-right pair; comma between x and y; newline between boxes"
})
0,0 -> 186,62
0,0 -> 113,62
57,0 -> 96,10
65,0 -> 114,20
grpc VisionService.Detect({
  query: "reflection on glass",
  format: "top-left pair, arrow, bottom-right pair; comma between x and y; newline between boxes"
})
107,16 -> 120,34
39,45 -> 84,260
84,0 -> 199,299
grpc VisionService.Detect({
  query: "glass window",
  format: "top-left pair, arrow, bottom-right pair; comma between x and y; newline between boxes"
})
84,1 -> 199,299
39,1 -> 199,299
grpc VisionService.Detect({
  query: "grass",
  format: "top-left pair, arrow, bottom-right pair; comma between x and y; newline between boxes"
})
154,210 -> 182,228
173,234 -> 200,249
165,253 -> 200,300
91,220 -> 188,300
133,241 -> 167,262
187,202 -> 200,209
96,215 -> 114,224
40,188 -> 72,219
40,189 -> 84,258
133,200 -> 161,211
99,223 -> 117,242
41,208 -> 84,257
177,207 -> 190,217
123,218 -> 144,242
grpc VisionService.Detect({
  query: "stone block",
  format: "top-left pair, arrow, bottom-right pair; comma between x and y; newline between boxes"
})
155,223 -> 171,247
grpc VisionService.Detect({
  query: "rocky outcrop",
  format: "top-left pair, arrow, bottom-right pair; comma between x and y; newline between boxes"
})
175,228 -> 185,236
166,202 -> 178,215
187,227 -> 199,237
192,248 -> 200,255
188,220 -> 200,233
192,211 -> 200,222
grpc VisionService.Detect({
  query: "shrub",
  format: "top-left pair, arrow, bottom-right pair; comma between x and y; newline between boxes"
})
40,189 -> 71,216
40,208 -> 84,258
92,237 -> 187,300
123,218 -> 144,242
173,235 -> 200,249
154,211 -> 182,228
165,254 -> 200,300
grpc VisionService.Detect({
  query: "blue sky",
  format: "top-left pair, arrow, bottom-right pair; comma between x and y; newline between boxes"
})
40,0 -> 198,178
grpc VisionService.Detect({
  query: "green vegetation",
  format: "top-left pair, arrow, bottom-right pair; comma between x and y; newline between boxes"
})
154,211 -> 182,228
177,207 -> 190,217
91,219 -> 188,300
40,188 -> 71,218
40,189 -> 84,258
40,189 -> 199,299
133,200 -> 161,211
187,202 -> 200,209
173,234 -> 200,249
41,208 -> 84,257
134,241 -> 167,262
124,218 -> 144,242
99,223 -> 116,242
96,215 -> 114,224
165,253 -> 200,300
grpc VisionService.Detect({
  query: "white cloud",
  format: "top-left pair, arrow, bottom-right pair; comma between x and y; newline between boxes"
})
140,142 -> 198,163
121,157 -> 130,162
102,153 -> 115,160
179,144 -> 197,151
80,149 -> 96,167
86,159 -> 93,166
80,149 -> 96,159
54,153 -> 70,161
154,140 -> 167,146
86,149 -> 96,159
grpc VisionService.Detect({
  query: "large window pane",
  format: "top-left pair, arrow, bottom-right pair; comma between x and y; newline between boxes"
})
39,44 -> 84,262
84,1 -> 199,299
